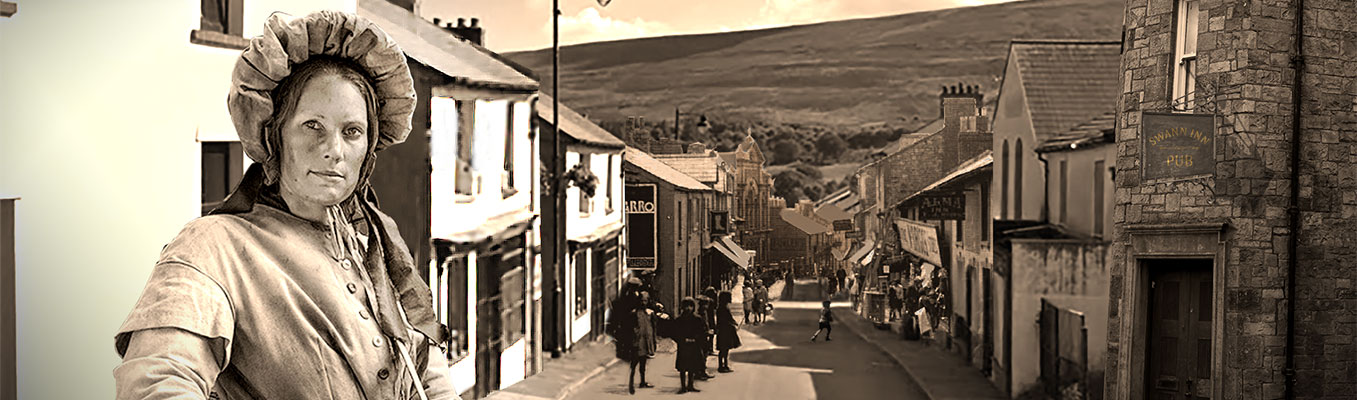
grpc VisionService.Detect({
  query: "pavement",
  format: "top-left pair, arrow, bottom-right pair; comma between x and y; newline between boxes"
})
487,277 -> 1005,400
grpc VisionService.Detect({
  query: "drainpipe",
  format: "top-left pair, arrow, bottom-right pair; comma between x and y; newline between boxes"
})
1283,0 -> 1304,397
1035,151 -> 1051,224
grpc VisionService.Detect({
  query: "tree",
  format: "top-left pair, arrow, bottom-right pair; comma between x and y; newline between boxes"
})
770,140 -> 802,165
815,133 -> 848,161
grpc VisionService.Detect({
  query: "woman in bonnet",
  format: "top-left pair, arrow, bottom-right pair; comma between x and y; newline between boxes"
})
113,11 -> 460,400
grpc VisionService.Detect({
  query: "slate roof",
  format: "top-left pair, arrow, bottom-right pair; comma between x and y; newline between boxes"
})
718,152 -> 736,167
652,153 -> 719,183
624,147 -> 710,191
780,209 -> 830,235
359,0 -> 538,91
1008,39 -> 1121,140
535,94 -> 626,149
1035,111 -> 1117,153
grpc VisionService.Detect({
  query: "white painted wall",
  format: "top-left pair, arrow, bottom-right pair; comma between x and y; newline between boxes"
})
0,1 -> 355,398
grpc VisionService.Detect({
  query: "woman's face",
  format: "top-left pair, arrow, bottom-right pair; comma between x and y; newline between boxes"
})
278,74 -> 369,210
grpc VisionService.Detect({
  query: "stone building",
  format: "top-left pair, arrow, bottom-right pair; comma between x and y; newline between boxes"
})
726,135 -> 777,271
1105,0 -> 1357,399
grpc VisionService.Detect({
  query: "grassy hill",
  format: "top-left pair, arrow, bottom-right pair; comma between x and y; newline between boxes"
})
504,0 -> 1123,128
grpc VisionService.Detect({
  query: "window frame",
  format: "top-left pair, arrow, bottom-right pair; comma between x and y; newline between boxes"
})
1172,0 -> 1200,112
502,102 -> 516,198
190,0 -> 248,50
455,100 -> 477,197
200,141 -> 243,216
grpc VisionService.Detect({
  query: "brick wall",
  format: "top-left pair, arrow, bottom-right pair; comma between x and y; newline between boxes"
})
1107,0 -> 1357,398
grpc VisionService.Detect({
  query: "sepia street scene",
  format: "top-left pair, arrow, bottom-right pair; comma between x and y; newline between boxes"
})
1,0 -> 1356,399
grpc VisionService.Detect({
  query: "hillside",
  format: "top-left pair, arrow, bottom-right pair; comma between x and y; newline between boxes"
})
504,0 -> 1123,128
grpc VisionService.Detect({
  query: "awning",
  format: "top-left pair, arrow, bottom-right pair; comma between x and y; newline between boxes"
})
706,235 -> 750,270
848,240 -> 875,265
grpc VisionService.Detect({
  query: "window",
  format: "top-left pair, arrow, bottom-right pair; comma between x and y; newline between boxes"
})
500,247 -> 526,346
955,218 -> 964,245
1059,160 -> 1068,224
1173,0 -> 1200,112
455,100 -> 477,196
578,156 -> 592,216
1014,139 -> 1023,219
191,0 -> 248,50
981,183 -> 990,241
574,249 -> 588,317
1001,140 -> 1009,219
503,103 -> 516,198
1094,160 -> 1106,237
443,255 -> 470,362
605,155 -> 614,214
201,141 -> 243,215
678,199 -> 684,237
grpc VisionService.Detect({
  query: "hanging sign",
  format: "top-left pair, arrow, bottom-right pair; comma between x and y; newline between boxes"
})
1142,112 -> 1216,180
894,219 -> 942,267
625,184 -> 657,270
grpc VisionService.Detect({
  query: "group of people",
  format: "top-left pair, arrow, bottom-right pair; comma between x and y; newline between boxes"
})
741,278 -> 771,325
607,278 -> 762,394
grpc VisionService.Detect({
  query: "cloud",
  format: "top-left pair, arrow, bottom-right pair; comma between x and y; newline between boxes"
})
553,7 -> 672,45
751,0 -> 842,28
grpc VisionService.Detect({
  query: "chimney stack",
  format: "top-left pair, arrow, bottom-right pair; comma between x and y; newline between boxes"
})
443,17 -> 485,46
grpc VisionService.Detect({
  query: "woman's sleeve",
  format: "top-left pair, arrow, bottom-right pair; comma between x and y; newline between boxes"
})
113,261 -> 235,399
420,342 -> 463,400
114,328 -> 224,400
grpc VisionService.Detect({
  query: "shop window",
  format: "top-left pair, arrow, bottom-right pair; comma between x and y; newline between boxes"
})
1173,0 -> 1199,112
190,0 -> 248,50
499,263 -> 525,346
201,141 -> 243,216
443,255 -> 470,362
574,249 -> 588,318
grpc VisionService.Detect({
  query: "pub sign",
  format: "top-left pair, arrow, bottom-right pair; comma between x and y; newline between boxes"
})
1142,112 -> 1216,180
917,192 -> 966,220
625,184 -> 657,270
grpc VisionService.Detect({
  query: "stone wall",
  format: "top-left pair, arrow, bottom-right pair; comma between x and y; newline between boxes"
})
1107,0 -> 1357,398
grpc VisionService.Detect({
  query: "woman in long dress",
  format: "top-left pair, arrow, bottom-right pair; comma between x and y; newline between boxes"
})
112,11 -> 458,399
714,291 -> 742,373
608,279 -> 657,394
673,297 -> 708,394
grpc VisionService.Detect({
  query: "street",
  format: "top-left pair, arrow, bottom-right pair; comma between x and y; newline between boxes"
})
565,280 -> 927,400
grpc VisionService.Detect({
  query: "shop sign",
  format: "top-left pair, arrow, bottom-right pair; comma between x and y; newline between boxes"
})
894,219 -> 941,266
1142,112 -> 1216,180
833,219 -> 854,231
625,184 -> 657,270
917,192 -> 966,220
846,230 -> 864,239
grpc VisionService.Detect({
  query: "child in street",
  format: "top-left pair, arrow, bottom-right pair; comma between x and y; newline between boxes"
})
674,297 -> 707,394
810,300 -> 834,342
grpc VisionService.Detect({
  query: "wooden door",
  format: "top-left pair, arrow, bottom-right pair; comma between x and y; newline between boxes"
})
1146,261 -> 1213,400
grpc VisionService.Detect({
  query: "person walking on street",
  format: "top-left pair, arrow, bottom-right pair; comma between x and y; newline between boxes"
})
715,291 -> 741,373
748,280 -> 764,325
810,300 -> 835,342
674,298 -> 707,394
741,283 -> 754,325
836,268 -> 848,293
606,278 -> 657,395
887,282 -> 902,321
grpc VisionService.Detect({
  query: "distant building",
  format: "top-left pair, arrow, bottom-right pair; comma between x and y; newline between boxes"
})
622,147 -> 712,311
728,135 -> 777,272
653,146 -> 748,289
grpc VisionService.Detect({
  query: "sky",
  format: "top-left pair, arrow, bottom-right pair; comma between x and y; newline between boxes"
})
420,0 -> 1022,53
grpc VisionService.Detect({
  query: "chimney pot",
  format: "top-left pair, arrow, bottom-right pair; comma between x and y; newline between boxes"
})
433,17 -> 441,26
457,18 -> 466,28
470,18 -> 479,27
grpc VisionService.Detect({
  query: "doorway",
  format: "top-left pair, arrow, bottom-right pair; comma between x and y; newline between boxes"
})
1144,259 -> 1213,400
